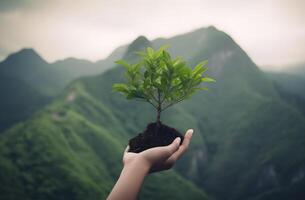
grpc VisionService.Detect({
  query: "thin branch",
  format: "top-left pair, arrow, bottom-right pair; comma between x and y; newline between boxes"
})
157,89 -> 161,110
132,98 -> 148,103
148,92 -> 158,103
161,93 -> 188,111
146,98 -> 158,109
147,99 -> 158,109
133,98 -> 158,109
161,80 -> 195,111
144,91 -> 158,106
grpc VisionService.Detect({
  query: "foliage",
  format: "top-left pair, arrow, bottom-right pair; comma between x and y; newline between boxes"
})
113,46 -> 214,111
112,46 -> 215,122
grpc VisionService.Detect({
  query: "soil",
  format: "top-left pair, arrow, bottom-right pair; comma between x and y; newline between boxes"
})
128,122 -> 184,153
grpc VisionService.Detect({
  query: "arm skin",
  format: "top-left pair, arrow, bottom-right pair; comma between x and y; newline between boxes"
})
107,129 -> 193,200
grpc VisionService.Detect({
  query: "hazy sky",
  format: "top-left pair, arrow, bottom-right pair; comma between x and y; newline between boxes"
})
0,0 -> 304,70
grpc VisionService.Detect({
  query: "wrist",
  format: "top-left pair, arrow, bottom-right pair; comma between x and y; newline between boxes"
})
123,157 -> 151,176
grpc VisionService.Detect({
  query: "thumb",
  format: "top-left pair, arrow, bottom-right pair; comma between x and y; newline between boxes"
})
166,137 -> 181,155
143,137 -> 181,162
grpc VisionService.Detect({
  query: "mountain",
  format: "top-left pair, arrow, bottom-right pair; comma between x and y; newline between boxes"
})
0,47 -> 124,97
0,26 -> 305,200
266,72 -> 305,98
96,43 -> 128,67
266,72 -> 305,116
0,46 -> 125,132
152,27 -> 305,200
289,63 -> 305,78
0,49 -> 66,96
0,75 -> 50,132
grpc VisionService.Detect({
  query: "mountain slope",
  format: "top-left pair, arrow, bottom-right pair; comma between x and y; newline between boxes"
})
0,49 -> 54,132
0,49 -> 67,96
266,72 -> 305,116
267,72 -> 305,98
153,27 -> 305,200
0,74 -> 50,132
0,48 -> 118,97
287,63 -> 305,78
0,47 -> 122,132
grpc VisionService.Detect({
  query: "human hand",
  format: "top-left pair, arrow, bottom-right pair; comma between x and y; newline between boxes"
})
123,129 -> 193,174
107,129 -> 193,200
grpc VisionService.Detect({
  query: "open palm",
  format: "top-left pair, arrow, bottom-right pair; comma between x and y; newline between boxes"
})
123,129 -> 193,173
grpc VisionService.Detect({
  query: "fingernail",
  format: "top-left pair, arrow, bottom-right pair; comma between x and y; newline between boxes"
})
175,137 -> 181,144
188,129 -> 193,137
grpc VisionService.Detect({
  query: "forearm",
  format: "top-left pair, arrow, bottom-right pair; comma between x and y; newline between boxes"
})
107,159 -> 150,200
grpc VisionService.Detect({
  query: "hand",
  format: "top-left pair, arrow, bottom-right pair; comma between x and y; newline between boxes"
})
123,129 -> 193,173
107,129 -> 193,200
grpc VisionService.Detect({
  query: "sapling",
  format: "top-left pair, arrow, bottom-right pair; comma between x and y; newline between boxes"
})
113,45 -> 215,153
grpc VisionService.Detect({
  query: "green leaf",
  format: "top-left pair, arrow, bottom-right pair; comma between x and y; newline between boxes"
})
135,51 -> 147,57
192,61 -> 208,76
193,87 -> 209,91
201,77 -> 216,82
112,83 -> 129,93
115,60 -> 130,69
147,47 -> 154,57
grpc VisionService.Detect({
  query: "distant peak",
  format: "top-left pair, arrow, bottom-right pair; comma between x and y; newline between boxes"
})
134,35 -> 150,43
53,57 -> 93,65
11,48 -> 40,58
128,35 -> 151,50
18,48 -> 36,54
192,25 -> 219,34
124,35 -> 152,59
5,48 -> 47,64
207,25 -> 217,30
13,48 -> 41,58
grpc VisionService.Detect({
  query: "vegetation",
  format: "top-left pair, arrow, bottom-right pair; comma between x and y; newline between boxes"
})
0,82 -> 207,200
113,46 -> 215,125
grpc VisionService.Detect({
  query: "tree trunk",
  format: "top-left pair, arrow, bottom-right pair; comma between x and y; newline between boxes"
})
156,107 -> 161,127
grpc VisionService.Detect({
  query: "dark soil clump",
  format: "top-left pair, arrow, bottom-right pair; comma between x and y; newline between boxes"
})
128,122 -> 184,153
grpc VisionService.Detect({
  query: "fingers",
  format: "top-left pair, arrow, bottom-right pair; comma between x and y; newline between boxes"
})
148,137 -> 181,161
167,129 -> 193,162
151,130 -> 194,172
167,137 -> 181,154
181,129 -> 193,153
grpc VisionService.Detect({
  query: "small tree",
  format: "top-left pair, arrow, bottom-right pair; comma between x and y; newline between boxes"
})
113,45 -> 215,127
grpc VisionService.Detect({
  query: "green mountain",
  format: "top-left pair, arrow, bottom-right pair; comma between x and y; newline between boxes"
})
0,49 -> 67,96
289,63 -> 305,78
152,28 -> 305,200
266,72 -> 305,116
0,74 -> 50,132
0,46 -> 125,132
0,26 -> 305,200
267,72 -> 305,98
52,43 -> 128,89
0,48 -> 124,97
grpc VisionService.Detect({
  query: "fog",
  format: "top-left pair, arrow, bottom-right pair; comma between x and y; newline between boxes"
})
0,0 -> 304,70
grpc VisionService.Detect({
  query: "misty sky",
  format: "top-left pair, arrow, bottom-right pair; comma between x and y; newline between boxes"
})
0,0 -> 304,70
